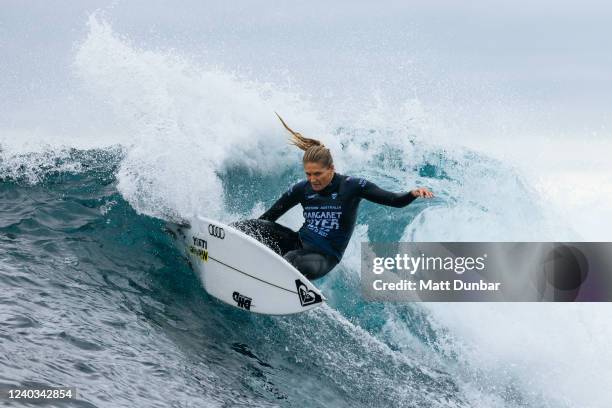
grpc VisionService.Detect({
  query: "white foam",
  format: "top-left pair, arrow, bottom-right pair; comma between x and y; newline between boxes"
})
425,302 -> 612,407
72,15 -> 328,220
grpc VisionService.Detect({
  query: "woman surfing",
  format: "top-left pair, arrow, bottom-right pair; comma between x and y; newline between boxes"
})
233,113 -> 434,280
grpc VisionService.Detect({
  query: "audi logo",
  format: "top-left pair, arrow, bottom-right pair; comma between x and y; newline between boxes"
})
208,224 -> 225,239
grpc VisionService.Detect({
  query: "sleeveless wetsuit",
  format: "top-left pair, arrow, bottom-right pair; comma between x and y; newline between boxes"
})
233,173 -> 417,280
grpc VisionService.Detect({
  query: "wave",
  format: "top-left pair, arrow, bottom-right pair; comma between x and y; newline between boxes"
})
1,14 -> 611,408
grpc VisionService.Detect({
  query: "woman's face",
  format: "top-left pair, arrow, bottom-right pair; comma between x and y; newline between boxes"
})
304,162 -> 335,191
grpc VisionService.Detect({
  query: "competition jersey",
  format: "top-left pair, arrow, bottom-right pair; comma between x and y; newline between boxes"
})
259,173 -> 417,260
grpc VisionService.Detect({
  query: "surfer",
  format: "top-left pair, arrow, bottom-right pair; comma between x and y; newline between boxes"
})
233,114 -> 434,280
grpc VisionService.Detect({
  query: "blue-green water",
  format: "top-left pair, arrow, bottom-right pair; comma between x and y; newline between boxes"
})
0,148 -> 468,407
3,140 -> 603,407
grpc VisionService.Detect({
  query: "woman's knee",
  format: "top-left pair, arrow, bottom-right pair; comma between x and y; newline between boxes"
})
283,249 -> 300,265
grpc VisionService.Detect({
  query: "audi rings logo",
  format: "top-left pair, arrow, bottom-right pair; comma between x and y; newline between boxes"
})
208,224 -> 225,239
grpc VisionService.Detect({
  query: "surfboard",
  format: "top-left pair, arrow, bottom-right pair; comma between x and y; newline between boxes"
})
167,216 -> 326,315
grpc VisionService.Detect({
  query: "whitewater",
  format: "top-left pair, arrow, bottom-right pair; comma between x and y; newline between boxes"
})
2,6 -> 612,408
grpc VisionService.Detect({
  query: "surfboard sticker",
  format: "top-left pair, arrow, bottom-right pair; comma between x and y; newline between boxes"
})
208,223 -> 226,239
296,279 -> 322,306
232,291 -> 252,310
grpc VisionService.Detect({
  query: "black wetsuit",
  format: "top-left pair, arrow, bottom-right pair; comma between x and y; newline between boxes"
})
233,173 -> 417,280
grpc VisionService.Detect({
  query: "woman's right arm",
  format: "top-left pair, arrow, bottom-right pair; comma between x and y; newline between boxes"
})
259,182 -> 303,222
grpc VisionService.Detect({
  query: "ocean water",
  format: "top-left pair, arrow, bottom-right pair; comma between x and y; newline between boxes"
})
2,6 -> 612,408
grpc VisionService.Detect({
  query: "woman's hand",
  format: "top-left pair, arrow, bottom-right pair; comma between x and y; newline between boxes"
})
410,187 -> 434,198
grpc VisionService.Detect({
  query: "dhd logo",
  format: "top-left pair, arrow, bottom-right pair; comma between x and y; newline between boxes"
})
232,291 -> 252,310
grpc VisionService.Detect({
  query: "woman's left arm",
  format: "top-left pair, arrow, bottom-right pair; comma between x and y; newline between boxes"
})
359,180 -> 434,208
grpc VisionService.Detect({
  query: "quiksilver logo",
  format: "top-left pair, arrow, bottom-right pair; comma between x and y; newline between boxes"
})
208,224 -> 225,239
295,279 -> 322,306
331,193 -> 338,200
232,291 -> 252,310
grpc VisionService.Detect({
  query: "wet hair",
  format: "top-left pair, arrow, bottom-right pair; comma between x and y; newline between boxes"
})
275,112 -> 333,168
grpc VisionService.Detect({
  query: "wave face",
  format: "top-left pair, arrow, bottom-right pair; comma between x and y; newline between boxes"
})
2,13 -> 612,408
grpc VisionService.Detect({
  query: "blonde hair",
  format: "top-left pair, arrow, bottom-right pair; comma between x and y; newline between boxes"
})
275,112 -> 333,167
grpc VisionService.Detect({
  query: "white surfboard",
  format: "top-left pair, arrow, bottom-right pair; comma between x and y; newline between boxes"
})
167,216 -> 326,315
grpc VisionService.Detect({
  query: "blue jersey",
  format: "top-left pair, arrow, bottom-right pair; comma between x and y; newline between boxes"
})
259,174 -> 416,260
